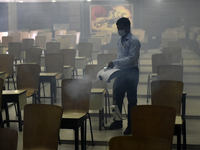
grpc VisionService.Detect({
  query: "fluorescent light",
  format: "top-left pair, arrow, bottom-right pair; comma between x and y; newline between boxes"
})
18,1 -> 23,2
87,0 -> 91,1
52,0 -> 56,2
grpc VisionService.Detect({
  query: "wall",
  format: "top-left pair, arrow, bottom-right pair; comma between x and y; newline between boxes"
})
0,3 -> 8,32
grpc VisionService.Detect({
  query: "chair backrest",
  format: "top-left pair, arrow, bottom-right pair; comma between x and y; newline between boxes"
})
26,48 -> 42,65
45,53 -> 64,74
131,105 -> 176,144
40,32 -> 52,42
2,36 -> 13,47
22,38 -> 34,51
97,53 -> 117,66
17,64 -> 40,91
0,128 -> 18,150
151,53 -> 172,73
109,136 -> 171,150
55,30 -> 67,39
162,47 -> 182,63
0,78 -> 4,111
62,79 -> 92,112
109,48 -> 118,54
85,64 -> 106,88
8,42 -> 22,59
168,40 -> 182,48
35,36 -> 46,48
151,80 -> 183,115
10,32 -> 21,42
57,37 -> 70,49
88,38 -> 102,51
60,49 -> 76,67
78,42 -> 93,59
19,31 -> 29,41
23,104 -> 63,150
69,35 -> 77,49
46,42 -> 60,54
157,65 -> 183,81
0,54 -> 14,76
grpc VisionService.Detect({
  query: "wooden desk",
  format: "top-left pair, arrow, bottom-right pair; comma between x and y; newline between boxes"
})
90,88 -> 108,131
2,90 -> 27,132
60,112 -> 86,150
39,73 -> 58,105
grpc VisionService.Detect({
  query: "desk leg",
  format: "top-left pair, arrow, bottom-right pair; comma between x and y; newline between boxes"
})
177,126 -> 181,150
84,117 -> 87,150
81,124 -> 85,150
75,128 -> 79,150
16,101 -> 22,132
53,78 -> 56,102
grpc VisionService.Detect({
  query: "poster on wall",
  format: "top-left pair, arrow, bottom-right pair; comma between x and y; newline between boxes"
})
90,4 -> 133,34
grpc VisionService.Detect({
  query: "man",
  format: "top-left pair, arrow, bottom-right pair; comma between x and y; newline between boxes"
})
107,17 -> 140,135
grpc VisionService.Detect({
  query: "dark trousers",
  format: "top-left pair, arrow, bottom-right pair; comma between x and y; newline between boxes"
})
113,67 -> 139,128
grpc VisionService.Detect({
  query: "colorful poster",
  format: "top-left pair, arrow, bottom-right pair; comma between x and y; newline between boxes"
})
90,4 -> 133,33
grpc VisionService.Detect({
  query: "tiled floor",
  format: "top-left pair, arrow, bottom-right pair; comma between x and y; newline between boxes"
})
3,47 -> 200,150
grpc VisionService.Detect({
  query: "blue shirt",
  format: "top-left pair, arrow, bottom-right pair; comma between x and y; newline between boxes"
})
113,32 -> 140,70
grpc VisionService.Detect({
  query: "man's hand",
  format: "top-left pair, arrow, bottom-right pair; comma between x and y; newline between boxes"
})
107,61 -> 114,69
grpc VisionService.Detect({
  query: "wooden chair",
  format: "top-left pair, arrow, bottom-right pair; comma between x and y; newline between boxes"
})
60,49 -> 77,78
17,64 -> 40,103
97,53 -> 117,66
162,47 -> 183,65
78,42 -> 93,64
8,42 -> 22,63
168,40 -> 182,48
85,64 -> 110,130
10,32 -> 21,42
23,104 -> 63,150
35,35 -> 46,49
151,80 -> 186,150
57,37 -> 70,49
0,79 -> 4,127
157,65 -> 183,81
147,53 -> 172,102
40,32 -> 52,42
109,48 -> 118,54
45,53 -> 64,84
0,54 -> 16,90
109,136 -> 171,150
26,48 -> 42,65
21,38 -> 34,51
0,128 -> 18,150
60,79 -> 93,150
131,105 -> 176,149
2,36 -> 13,48
46,42 -> 60,54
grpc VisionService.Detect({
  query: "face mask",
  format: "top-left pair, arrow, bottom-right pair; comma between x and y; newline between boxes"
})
118,30 -> 126,37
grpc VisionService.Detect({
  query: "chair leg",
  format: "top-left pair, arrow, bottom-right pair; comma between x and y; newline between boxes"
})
42,82 -> 45,97
14,103 -> 18,116
87,113 -> 94,146
12,76 -> 16,90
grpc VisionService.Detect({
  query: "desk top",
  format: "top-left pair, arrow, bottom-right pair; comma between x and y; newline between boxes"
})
91,88 -> 105,94
40,72 -> 58,77
0,72 -> 5,75
75,57 -> 86,60
63,65 -> 71,68
3,90 -> 27,95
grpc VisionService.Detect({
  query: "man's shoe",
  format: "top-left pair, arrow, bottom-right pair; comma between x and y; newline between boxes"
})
107,121 -> 122,130
123,127 -> 131,135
